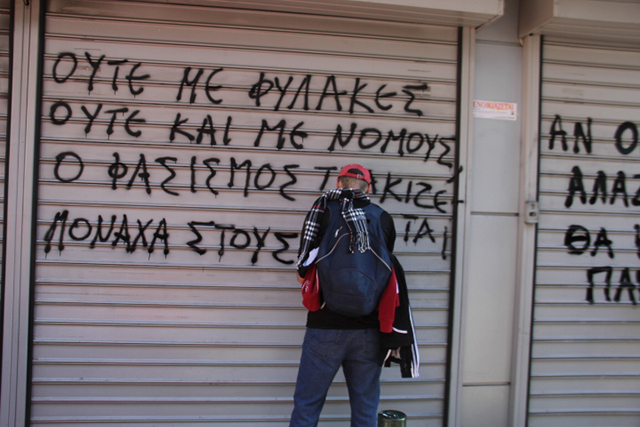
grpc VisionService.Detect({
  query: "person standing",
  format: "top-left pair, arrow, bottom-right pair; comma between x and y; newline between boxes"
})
290,164 -> 396,427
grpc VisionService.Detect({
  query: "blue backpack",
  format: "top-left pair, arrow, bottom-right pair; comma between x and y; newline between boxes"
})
315,201 -> 393,317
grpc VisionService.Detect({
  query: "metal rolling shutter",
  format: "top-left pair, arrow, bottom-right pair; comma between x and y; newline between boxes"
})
531,38 -> 640,426
31,1 -> 461,425
0,0 -> 8,300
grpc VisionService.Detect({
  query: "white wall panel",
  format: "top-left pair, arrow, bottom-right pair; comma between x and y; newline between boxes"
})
458,1 -> 523,424
530,37 -> 640,426
469,44 -> 522,213
462,215 -> 517,384
29,1 -> 463,425
461,385 -> 510,427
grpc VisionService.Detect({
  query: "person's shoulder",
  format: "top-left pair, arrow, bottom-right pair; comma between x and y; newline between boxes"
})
380,209 -> 394,224
375,205 -> 395,228
366,202 -> 388,214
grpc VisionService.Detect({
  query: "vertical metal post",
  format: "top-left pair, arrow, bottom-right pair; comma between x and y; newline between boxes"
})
509,33 -> 542,427
1,0 -> 42,426
447,26 -> 475,427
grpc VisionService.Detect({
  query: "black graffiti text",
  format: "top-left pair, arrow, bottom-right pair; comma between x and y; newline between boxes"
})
564,224 -> 616,259
549,115 -> 639,157
54,150 -> 453,206
52,51 -> 150,95
401,214 -> 448,259
586,266 -> 638,305
186,221 -> 297,265
247,72 -> 428,117
175,66 -> 224,105
49,101 -> 146,138
329,122 -> 455,160
104,152 -> 301,200
379,172 -> 449,212
169,113 -> 233,145
43,210 -> 170,256
564,166 -> 640,209
564,224 -> 639,304
548,115 -> 592,154
169,113 -> 308,151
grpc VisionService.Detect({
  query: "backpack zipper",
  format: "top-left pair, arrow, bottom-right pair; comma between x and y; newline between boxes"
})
316,233 -> 348,264
315,232 -> 392,272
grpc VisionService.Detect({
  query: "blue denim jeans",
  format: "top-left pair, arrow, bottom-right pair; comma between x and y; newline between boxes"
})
289,328 -> 382,427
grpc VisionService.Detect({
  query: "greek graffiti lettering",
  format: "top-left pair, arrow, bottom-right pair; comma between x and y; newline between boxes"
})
44,50 -> 457,266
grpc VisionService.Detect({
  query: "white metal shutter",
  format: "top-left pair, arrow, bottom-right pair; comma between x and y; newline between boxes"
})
0,0 -> 8,299
531,37 -> 640,426
32,1 -> 461,425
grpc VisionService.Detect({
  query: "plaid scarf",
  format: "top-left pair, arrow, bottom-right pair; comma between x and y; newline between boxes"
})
297,188 -> 370,268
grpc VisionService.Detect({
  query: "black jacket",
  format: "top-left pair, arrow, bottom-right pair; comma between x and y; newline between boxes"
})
380,255 -> 420,378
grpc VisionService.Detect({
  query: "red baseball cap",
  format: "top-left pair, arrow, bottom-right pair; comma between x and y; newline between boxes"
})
338,164 -> 371,184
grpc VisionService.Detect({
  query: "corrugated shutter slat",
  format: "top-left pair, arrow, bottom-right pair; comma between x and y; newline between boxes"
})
530,37 -> 640,426
32,1 -> 460,424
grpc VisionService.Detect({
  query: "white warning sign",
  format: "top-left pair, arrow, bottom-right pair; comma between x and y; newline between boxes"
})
473,100 -> 517,121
